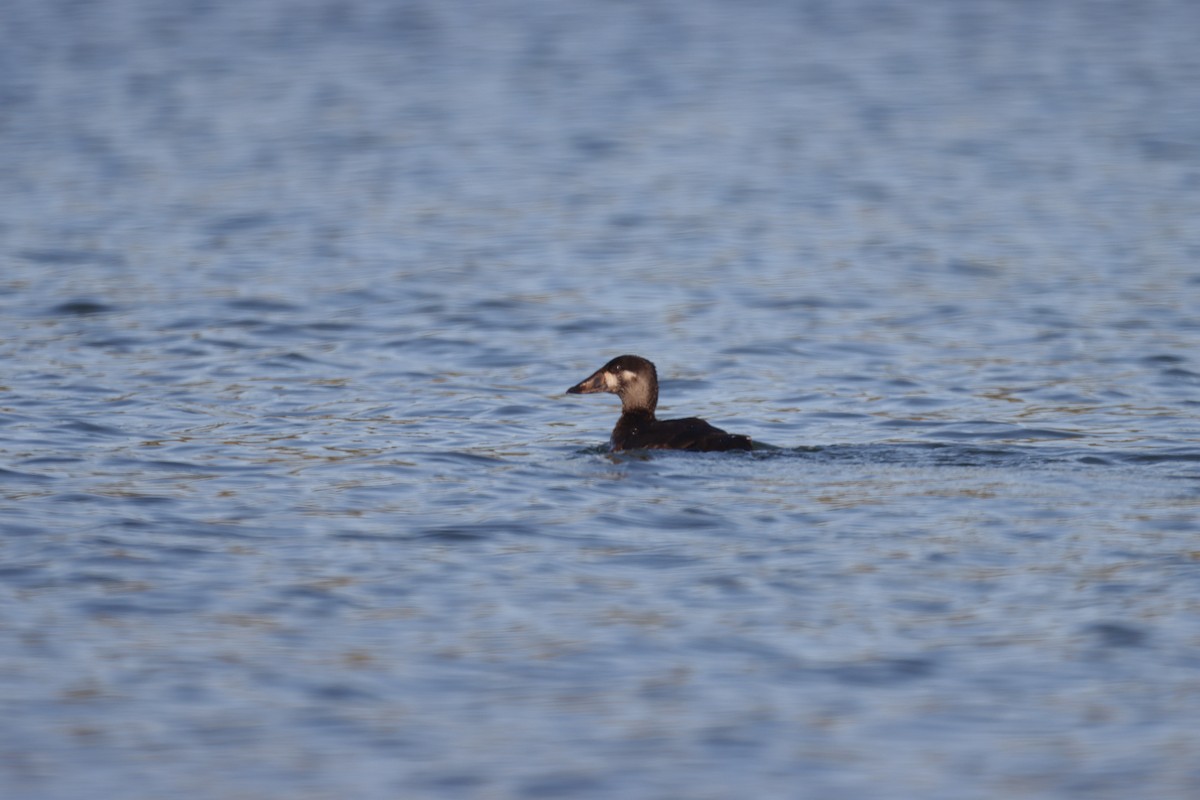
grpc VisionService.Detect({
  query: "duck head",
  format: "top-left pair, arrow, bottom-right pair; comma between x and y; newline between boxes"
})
566,354 -> 659,415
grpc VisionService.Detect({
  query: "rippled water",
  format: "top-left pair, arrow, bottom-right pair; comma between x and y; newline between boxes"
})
3,0 -> 1200,798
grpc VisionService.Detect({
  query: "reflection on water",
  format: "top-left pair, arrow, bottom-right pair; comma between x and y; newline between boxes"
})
3,0 -> 1200,798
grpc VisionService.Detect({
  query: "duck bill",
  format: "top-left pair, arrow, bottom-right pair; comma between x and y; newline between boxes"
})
566,369 -> 607,394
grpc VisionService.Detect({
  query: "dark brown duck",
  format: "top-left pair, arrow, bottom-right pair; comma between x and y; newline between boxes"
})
566,355 -> 753,452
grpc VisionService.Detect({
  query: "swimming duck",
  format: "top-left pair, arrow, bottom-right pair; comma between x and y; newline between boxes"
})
566,355 -> 753,452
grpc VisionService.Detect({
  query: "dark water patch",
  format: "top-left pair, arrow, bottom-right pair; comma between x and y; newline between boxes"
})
307,682 -> 379,703
205,213 -> 275,236
127,493 -> 180,507
608,212 -> 646,228
1116,449 -> 1200,465
581,447 -> 759,464
330,530 -> 408,543
828,373 -> 884,387
645,508 -> 727,530
307,320 -> 362,332
1137,137 -> 1200,162
598,549 -> 701,569
280,582 -> 364,608
469,296 -> 540,312
0,466 -> 53,482
0,523 -> 46,538
193,335 -> 253,350
479,404 -> 536,418
48,300 -> 116,316
1020,389 -> 1098,404
924,421 -> 1082,441
1141,354 -> 1188,366
83,335 -> 152,350
947,258 -> 1000,277
571,443 -> 614,457
333,521 -> 538,543
824,656 -> 936,686
689,636 -> 802,677
520,771 -> 610,798
98,454 -> 269,475
54,420 -> 131,437
414,773 -> 489,793
571,133 -> 621,159
0,563 -> 50,585
414,525 -> 495,542
19,250 -> 123,267
59,382 -> 121,396
256,351 -> 324,369
422,451 -> 508,466
78,598 -> 201,616
177,519 -> 284,540
741,294 -> 867,311
51,492 -> 118,504
775,392 -> 831,405
100,540 -> 219,562
807,411 -> 873,420
827,341 -> 897,358
1083,622 -> 1149,648
1159,367 -> 1200,383
163,316 -> 223,331
225,297 -> 301,312
764,442 -> 1064,469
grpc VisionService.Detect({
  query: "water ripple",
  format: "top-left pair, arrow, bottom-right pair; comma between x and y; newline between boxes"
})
2,1 -> 1199,798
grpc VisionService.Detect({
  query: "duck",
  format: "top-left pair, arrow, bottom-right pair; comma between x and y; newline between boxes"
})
566,355 -> 753,452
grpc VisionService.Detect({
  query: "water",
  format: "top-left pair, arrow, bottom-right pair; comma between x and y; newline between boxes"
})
3,0 -> 1200,797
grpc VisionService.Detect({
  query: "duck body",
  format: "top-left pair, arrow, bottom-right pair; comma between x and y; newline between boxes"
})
566,355 -> 752,452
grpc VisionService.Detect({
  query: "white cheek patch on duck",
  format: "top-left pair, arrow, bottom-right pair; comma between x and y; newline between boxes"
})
603,371 -> 621,391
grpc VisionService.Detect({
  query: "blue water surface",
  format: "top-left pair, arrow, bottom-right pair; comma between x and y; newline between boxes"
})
2,1 -> 1200,798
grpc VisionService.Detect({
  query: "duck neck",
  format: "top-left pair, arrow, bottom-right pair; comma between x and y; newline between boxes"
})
619,385 -> 657,417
